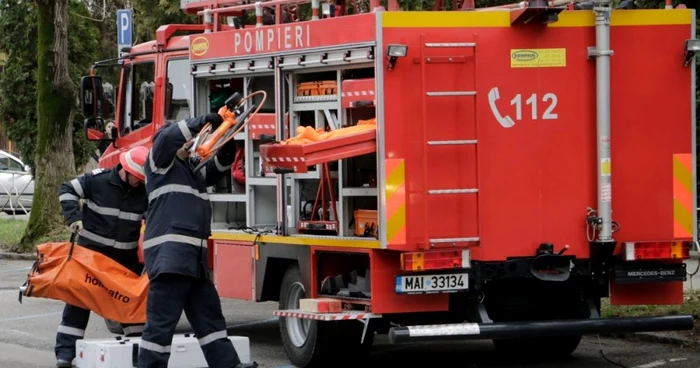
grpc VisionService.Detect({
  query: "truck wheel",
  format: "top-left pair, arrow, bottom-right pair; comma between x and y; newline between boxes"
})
278,265 -> 374,367
279,265 -> 323,367
104,319 -> 124,335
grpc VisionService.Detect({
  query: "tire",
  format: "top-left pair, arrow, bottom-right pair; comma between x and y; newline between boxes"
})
278,265 -> 373,368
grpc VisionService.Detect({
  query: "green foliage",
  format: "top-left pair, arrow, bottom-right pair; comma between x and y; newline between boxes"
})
131,0 -> 197,43
0,0 -> 101,173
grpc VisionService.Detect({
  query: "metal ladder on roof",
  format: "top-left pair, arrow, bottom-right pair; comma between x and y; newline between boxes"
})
419,37 -> 480,249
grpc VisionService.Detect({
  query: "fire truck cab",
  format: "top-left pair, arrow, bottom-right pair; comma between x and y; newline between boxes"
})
80,0 -> 698,366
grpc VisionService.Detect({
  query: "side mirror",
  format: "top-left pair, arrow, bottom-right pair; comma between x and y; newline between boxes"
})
23,165 -> 31,172
84,117 -> 113,142
80,75 -> 103,118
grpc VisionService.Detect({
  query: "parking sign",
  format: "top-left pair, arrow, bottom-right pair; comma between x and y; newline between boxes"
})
116,9 -> 132,58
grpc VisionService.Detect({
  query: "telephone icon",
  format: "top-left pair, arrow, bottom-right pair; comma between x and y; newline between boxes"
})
488,87 -> 515,128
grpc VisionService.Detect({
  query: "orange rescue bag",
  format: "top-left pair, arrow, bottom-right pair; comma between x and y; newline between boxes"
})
20,241 -> 149,324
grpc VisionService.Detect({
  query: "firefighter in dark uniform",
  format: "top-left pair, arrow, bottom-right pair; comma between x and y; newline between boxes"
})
138,113 -> 257,368
55,146 -> 150,368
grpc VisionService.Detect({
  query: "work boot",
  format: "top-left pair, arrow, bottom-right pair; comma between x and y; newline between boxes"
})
56,358 -> 72,367
234,362 -> 258,368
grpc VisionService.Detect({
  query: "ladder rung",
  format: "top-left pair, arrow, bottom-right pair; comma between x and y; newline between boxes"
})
428,140 -> 477,146
428,189 -> 478,195
425,43 -> 476,48
430,237 -> 480,243
426,91 -> 476,97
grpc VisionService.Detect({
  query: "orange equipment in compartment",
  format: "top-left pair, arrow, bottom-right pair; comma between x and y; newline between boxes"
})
261,119 -> 377,174
354,209 -> 378,238
297,80 -> 338,96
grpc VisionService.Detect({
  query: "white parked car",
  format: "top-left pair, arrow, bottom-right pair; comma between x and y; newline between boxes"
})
0,150 -> 33,214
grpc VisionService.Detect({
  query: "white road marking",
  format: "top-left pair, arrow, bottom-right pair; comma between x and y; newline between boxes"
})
0,311 -> 62,323
669,358 -> 688,363
632,360 -> 667,368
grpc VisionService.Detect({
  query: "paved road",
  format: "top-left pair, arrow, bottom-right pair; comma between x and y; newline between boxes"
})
2,260 -> 700,368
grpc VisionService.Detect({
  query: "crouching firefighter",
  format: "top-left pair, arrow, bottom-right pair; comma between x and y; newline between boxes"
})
55,146 -> 150,368
139,113 -> 258,368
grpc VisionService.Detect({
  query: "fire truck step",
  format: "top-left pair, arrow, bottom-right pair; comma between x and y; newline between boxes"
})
273,309 -> 382,321
425,43 -> 476,48
429,237 -> 480,243
428,189 -> 478,194
388,315 -> 695,344
426,91 -> 476,97
428,140 -> 478,146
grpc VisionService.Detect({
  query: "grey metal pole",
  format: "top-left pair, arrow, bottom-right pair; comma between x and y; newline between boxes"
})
591,0 -> 614,241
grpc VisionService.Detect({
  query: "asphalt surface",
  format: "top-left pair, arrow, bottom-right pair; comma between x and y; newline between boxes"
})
2,259 -> 700,368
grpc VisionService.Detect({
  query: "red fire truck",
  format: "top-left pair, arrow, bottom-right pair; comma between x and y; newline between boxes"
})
80,0 -> 698,366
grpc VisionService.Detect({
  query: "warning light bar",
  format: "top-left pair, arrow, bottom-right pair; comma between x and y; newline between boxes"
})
400,250 -> 471,272
623,241 -> 692,261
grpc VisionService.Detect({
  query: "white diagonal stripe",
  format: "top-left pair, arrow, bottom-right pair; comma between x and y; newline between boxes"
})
140,340 -> 171,354
79,229 -> 138,250
143,234 -> 208,250
59,193 -> 79,202
70,179 -> 84,197
198,330 -> 228,346
84,200 -> 142,222
177,120 -> 193,141
58,325 -> 85,337
147,184 -> 209,203
148,151 -> 175,175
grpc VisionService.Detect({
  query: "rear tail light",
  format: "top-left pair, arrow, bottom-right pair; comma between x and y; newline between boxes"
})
623,241 -> 691,261
401,250 -> 471,271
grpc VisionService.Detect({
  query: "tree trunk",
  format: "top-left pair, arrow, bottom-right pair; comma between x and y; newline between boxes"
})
18,0 -> 76,251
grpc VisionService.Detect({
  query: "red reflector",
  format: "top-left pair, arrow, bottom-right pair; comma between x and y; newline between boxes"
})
623,241 -> 691,261
401,250 -> 471,271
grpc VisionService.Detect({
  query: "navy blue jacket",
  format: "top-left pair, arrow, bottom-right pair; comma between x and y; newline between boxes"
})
143,116 -> 235,280
58,166 -> 147,258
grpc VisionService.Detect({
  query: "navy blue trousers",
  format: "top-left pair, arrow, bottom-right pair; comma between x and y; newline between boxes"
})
137,273 -> 241,368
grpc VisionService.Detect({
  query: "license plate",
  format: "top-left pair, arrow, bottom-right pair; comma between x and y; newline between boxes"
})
395,273 -> 468,294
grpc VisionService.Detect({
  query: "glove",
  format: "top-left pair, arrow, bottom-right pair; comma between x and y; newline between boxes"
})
69,220 -> 83,233
220,136 -> 239,156
205,113 -> 224,130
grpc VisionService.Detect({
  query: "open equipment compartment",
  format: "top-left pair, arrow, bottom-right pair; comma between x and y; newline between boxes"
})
261,54 -> 380,238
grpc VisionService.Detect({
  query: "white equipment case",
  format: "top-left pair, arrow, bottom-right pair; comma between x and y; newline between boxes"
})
75,334 -> 251,368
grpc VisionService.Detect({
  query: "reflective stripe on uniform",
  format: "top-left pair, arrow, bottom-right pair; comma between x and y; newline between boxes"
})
70,179 -> 84,197
177,120 -> 192,141
143,234 -> 208,250
80,229 -> 139,250
140,340 -> 171,354
123,325 -> 144,335
215,156 -> 232,172
148,152 -> 175,175
59,193 -> 79,202
198,330 -> 227,346
57,325 -> 85,337
147,184 -> 209,203
84,200 -> 142,221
